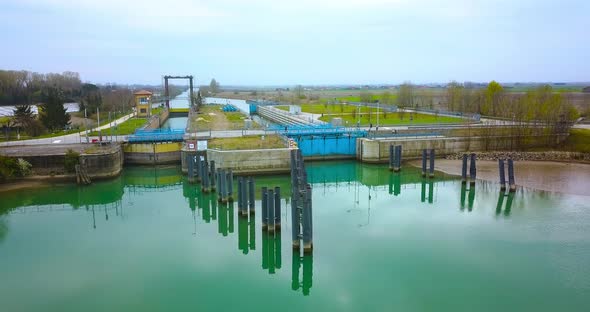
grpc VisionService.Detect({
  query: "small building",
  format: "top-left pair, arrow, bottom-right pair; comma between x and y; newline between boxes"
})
582,86 -> 590,93
134,90 -> 153,117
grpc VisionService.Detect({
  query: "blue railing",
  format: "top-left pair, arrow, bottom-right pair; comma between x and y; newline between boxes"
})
268,124 -> 368,137
128,129 -> 185,143
373,132 -> 443,138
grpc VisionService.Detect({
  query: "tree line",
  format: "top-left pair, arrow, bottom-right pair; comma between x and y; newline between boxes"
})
1,70 -> 140,137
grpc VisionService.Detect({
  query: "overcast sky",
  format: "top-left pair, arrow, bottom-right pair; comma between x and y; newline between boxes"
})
1,0 -> 588,85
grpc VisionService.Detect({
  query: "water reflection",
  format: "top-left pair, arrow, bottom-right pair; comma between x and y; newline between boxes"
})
262,231 -> 281,274
420,179 -> 434,204
292,251 -> 313,296
238,214 -> 255,254
4,161 -> 569,302
460,184 -> 476,211
495,192 -> 515,217
389,173 -> 401,196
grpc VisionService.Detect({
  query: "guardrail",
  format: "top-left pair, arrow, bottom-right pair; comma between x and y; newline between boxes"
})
268,124 -> 368,137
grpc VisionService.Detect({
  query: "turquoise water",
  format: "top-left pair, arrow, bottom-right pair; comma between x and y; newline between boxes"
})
0,161 -> 589,311
160,116 -> 188,130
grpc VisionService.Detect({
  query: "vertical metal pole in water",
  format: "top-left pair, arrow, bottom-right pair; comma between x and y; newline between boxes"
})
468,185 -> 476,211
429,149 -> 435,178
187,155 -> 194,183
394,145 -> 402,172
275,232 -> 282,269
210,161 -> 216,192
499,159 -> 506,191
237,176 -> 244,212
216,169 -> 222,202
428,180 -> 434,204
421,149 -> 427,177
227,169 -> 234,202
420,180 -> 426,203
461,154 -> 468,184
495,192 -> 505,215
196,156 -> 202,183
242,178 -> 249,216
389,145 -> 395,171
248,177 -> 255,215
267,189 -> 275,233
274,186 -> 281,231
202,161 -> 209,193
460,183 -> 467,210
220,169 -> 227,203
303,184 -> 313,254
469,153 -> 477,185
261,187 -> 268,231
292,193 -> 300,250
508,159 -> 516,192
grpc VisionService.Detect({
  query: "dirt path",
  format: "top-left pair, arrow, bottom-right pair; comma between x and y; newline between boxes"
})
409,159 -> 590,196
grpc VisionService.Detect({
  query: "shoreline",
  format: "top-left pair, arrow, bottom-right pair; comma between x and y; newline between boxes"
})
409,159 -> 590,196
0,175 -> 74,193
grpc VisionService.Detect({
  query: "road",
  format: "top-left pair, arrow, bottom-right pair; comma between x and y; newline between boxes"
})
0,112 -> 135,146
2,110 -> 585,146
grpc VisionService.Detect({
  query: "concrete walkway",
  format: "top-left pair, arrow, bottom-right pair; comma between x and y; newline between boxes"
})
0,112 -> 136,146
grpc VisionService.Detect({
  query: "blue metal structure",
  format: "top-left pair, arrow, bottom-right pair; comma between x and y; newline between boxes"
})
273,125 -> 367,157
222,105 -> 237,112
128,129 -> 185,143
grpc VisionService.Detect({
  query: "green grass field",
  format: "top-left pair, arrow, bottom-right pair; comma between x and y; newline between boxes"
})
319,112 -> 462,126
88,118 -> 147,136
559,129 -> 590,153
208,135 -> 285,150
276,104 -> 378,114
191,105 -> 260,131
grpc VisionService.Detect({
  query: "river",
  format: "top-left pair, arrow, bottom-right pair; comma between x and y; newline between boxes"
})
0,161 -> 589,311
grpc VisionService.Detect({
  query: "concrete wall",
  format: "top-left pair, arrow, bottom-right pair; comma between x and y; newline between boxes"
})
11,145 -> 123,178
80,148 -> 124,178
123,142 -> 182,165
144,109 -> 170,129
358,135 -> 562,163
206,148 -> 293,174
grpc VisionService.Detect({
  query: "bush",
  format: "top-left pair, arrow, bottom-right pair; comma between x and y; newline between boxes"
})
17,158 -> 32,176
0,156 -> 21,182
64,149 -> 80,173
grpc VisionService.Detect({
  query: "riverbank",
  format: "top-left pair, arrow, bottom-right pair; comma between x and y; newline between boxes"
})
444,151 -> 590,162
0,176 -> 64,193
409,159 -> 590,196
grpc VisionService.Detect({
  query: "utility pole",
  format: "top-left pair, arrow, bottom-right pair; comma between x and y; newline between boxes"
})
377,101 -> 380,128
97,107 -> 101,142
85,108 -> 89,143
